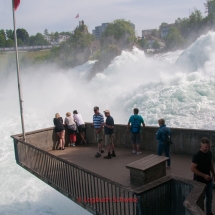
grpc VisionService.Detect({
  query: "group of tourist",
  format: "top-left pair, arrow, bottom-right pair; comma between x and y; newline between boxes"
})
54,107 -> 215,215
53,106 -> 172,161
53,110 -> 86,150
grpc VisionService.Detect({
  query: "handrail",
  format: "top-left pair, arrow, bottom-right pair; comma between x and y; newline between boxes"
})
12,137 -> 136,215
12,133 -> 206,215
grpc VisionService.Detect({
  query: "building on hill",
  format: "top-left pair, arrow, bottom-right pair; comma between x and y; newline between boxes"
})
92,23 -> 109,40
44,34 -> 70,45
58,35 -> 70,43
44,35 -> 52,44
142,29 -> 156,37
160,24 -> 174,38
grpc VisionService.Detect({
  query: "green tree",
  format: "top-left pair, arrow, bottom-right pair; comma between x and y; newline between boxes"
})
44,28 -> 49,36
159,22 -> 168,28
59,31 -> 72,36
165,27 -> 184,50
52,25 -> 92,67
16,28 -> 29,44
5,38 -> 14,47
136,38 -> 149,49
152,40 -> 160,49
174,9 -> 204,46
54,32 -> 59,41
101,19 -> 135,45
188,9 -> 203,31
68,25 -> 92,50
6,29 -> 14,40
204,0 -> 215,14
17,38 -> 24,46
0,34 -> 6,47
0,29 -> 6,40
28,33 -> 49,45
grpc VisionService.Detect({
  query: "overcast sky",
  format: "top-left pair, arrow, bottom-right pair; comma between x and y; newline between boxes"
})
0,0 -> 207,37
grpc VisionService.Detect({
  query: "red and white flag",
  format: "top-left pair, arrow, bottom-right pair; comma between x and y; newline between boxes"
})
13,0 -> 20,10
75,13 -> 79,18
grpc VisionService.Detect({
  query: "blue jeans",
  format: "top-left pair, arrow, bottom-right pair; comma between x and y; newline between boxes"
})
157,143 -> 170,166
205,181 -> 213,214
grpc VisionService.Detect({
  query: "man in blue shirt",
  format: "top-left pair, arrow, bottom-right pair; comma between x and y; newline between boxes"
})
103,110 -> 116,159
156,118 -> 171,168
126,108 -> 145,155
92,106 -> 104,158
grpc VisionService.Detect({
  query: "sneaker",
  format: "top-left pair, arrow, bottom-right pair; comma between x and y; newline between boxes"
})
136,151 -> 142,155
111,152 -> 116,157
166,166 -> 171,169
95,153 -> 101,158
104,155 -> 112,159
132,150 -> 136,154
71,143 -> 76,147
101,150 -> 104,153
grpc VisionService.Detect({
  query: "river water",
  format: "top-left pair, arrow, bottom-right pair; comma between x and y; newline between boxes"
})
0,32 -> 215,214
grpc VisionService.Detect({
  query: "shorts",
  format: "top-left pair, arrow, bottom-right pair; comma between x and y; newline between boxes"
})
78,124 -> 85,133
105,134 -> 114,146
55,127 -> 65,133
94,129 -> 104,144
131,133 -> 140,144
70,134 -> 76,142
68,129 -> 76,135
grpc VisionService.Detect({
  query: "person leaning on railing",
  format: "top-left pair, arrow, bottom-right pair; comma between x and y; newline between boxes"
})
53,113 -> 65,150
73,110 -> 86,145
65,112 -> 77,147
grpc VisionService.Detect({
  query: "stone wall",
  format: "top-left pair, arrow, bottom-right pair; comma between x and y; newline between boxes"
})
85,123 -> 215,155
12,123 -> 215,155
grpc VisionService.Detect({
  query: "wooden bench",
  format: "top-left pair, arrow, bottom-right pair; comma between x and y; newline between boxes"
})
126,154 -> 169,186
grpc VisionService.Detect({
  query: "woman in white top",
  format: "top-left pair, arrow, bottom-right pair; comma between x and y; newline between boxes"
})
73,110 -> 86,144
64,112 -> 76,146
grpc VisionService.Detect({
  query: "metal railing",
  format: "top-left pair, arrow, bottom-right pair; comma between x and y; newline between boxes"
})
134,176 -> 205,215
13,138 -> 136,215
136,180 -> 193,215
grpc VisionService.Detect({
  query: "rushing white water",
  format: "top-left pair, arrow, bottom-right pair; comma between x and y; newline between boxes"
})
1,31 -> 215,214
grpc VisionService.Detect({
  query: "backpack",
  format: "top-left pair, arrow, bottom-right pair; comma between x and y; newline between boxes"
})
131,115 -> 141,134
68,123 -> 77,131
162,127 -> 173,145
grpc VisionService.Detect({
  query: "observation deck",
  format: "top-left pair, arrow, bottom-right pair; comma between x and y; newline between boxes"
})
11,124 -> 215,215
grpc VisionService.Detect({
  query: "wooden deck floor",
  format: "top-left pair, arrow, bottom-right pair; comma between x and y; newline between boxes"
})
50,144 -> 193,188
50,144 -> 215,213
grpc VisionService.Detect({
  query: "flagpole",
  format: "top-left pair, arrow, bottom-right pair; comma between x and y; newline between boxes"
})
12,0 -> 26,142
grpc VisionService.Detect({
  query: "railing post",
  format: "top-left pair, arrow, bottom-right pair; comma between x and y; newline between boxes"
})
135,195 -> 141,215
13,139 -> 19,164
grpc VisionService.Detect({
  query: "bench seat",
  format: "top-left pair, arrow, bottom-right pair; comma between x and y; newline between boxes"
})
126,154 -> 169,186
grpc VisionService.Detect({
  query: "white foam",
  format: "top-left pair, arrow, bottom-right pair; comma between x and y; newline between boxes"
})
1,31 -> 215,214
